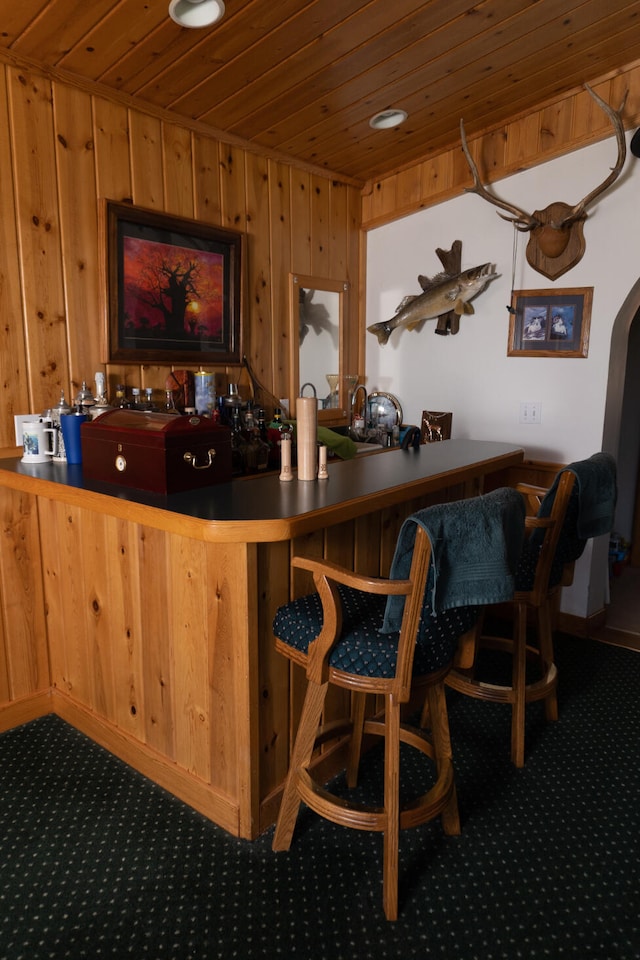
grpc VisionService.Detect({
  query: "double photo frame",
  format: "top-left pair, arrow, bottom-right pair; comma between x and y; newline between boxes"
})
508,287 -> 592,358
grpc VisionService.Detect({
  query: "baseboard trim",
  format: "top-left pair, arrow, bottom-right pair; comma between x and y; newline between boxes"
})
49,690 -> 243,838
0,690 -> 53,733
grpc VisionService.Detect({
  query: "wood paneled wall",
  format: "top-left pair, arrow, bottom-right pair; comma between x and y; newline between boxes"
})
0,63 -> 362,446
361,64 -> 640,229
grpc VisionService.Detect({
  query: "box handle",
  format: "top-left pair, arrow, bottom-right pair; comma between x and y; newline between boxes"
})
183,448 -> 217,470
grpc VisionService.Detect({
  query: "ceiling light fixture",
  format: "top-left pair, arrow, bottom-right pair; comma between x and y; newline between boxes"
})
369,109 -> 408,130
169,0 -> 225,28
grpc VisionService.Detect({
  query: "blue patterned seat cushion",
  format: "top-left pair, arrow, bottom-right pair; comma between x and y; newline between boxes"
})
273,584 -> 477,679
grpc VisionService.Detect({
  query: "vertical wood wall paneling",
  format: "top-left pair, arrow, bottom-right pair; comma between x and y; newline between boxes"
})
219,143 -> 249,385
193,133 -> 223,226
207,540 -> 259,835
268,160 -> 293,408
53,82 -> 102,398
244,152 -> 273,401
41,500 -> 93,705
8,66 -> 69,415
130,112 -> 164,211
168,535 -> 211,781
0,489 -> 48,699
93,95 -> 133,387
346,185 -> 363,377
127,112 -> 164,392
162,121 -> 194,219
257,539 -> 292,808
0,67 -> 30,436
80,508 -> 116,720
310,174 -> 331,278
104,515 -> 145,739
290,169 -> 312,276
138,526 -> 176,760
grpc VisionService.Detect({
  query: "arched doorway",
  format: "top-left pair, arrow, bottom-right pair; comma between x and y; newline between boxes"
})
601,281 -> 640,641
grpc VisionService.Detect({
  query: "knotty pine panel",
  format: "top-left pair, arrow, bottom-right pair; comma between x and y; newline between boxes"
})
0,70 -> 30,428
53,81 -> 102,393
8,65 -> 70,416
0,488 -> 49,701
93,96 -> 132,203
268,160 -> 294,407
162,121 -> 195,220
0,60 -> 361,445
38,497 -> 252,805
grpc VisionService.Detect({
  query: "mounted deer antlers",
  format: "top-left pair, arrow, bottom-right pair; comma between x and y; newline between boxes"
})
461,85 -> 628,280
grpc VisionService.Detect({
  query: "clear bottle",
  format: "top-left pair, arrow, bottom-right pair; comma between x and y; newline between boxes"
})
142,387 -> 155,411
242,407 -> 270,473
114,384 -> 128,408
164,389 -> 180,415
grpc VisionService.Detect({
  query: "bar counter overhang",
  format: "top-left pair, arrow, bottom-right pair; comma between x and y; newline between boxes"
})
0,440 -> 523,838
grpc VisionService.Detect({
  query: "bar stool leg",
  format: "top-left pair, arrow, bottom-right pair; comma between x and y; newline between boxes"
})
273,680 -> 328,851
511,604 -> 527,768
537,602 -> 559,722
346,691 -> 367,788
382,694 -> 401,921
425,682 -> 460,836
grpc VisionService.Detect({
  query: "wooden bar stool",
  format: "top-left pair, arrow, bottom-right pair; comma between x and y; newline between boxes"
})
446,453 -> 617,767
272,488 -> 525,920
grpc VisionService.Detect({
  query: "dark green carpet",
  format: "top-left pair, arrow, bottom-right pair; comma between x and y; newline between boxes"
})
0,633 -> 638,960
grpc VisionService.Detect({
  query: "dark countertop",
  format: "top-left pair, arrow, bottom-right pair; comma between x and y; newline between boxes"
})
0,439 -> 523,542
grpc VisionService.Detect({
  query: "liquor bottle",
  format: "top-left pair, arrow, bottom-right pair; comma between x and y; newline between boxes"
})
242,406 -> 270,473
164,390 -> 180,415
230,410 -> 249,476
114,384 -> 128,408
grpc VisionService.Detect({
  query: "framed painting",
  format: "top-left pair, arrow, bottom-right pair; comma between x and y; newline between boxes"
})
508,288 -> 592,358
103,201 -> 243,364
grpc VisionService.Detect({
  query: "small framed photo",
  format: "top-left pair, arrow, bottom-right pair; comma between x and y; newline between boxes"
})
508,287 -> 592,358
102,201 -> 243,364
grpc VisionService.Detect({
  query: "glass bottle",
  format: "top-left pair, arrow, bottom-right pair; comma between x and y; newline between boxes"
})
164,389 -> 179,415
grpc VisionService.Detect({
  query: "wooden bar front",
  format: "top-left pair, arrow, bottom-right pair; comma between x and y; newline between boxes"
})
0,440 -> 523,838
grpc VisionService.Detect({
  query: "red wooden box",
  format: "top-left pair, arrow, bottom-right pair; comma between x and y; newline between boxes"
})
81,409 -> 232,494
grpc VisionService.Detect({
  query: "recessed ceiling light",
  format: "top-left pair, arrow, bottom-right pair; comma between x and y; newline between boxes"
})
169,0 -> 225,28
369,109 -> 408,130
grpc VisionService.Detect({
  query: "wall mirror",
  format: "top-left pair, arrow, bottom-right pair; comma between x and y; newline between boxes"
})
290,274 -> 349,423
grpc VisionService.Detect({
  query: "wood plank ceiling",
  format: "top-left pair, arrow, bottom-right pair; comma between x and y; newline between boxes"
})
3,0 -> 640,184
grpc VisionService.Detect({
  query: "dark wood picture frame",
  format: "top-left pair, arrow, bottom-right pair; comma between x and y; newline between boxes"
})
103,200 -> 243,364
508,287 -> 592,358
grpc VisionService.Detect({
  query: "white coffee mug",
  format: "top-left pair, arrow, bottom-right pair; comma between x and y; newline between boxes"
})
21,420 -> 57,463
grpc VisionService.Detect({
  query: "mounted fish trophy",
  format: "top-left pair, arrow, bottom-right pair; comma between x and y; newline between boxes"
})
367,240 -> 497,344
460,85 -> 628,281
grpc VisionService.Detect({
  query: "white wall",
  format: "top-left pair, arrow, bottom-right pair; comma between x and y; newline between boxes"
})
365,132 -> 639,618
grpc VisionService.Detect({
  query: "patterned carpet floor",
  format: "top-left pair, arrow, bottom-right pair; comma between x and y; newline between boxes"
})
0,633 -> 638,960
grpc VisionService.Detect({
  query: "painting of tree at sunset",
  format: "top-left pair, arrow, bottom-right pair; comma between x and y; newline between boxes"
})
104,202 -> 242,363
123,237 -> 224,342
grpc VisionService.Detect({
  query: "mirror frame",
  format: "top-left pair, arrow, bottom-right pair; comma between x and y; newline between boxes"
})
290,273 -> 349,424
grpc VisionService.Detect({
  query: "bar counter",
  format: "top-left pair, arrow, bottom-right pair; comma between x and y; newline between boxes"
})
0,440 -> 522,838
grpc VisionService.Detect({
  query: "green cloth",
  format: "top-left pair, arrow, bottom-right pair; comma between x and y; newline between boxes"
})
317,426 -> 357,460
284,422 -> 357,460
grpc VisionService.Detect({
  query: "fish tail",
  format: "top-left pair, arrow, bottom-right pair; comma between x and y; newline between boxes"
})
367,321 -> 392,346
